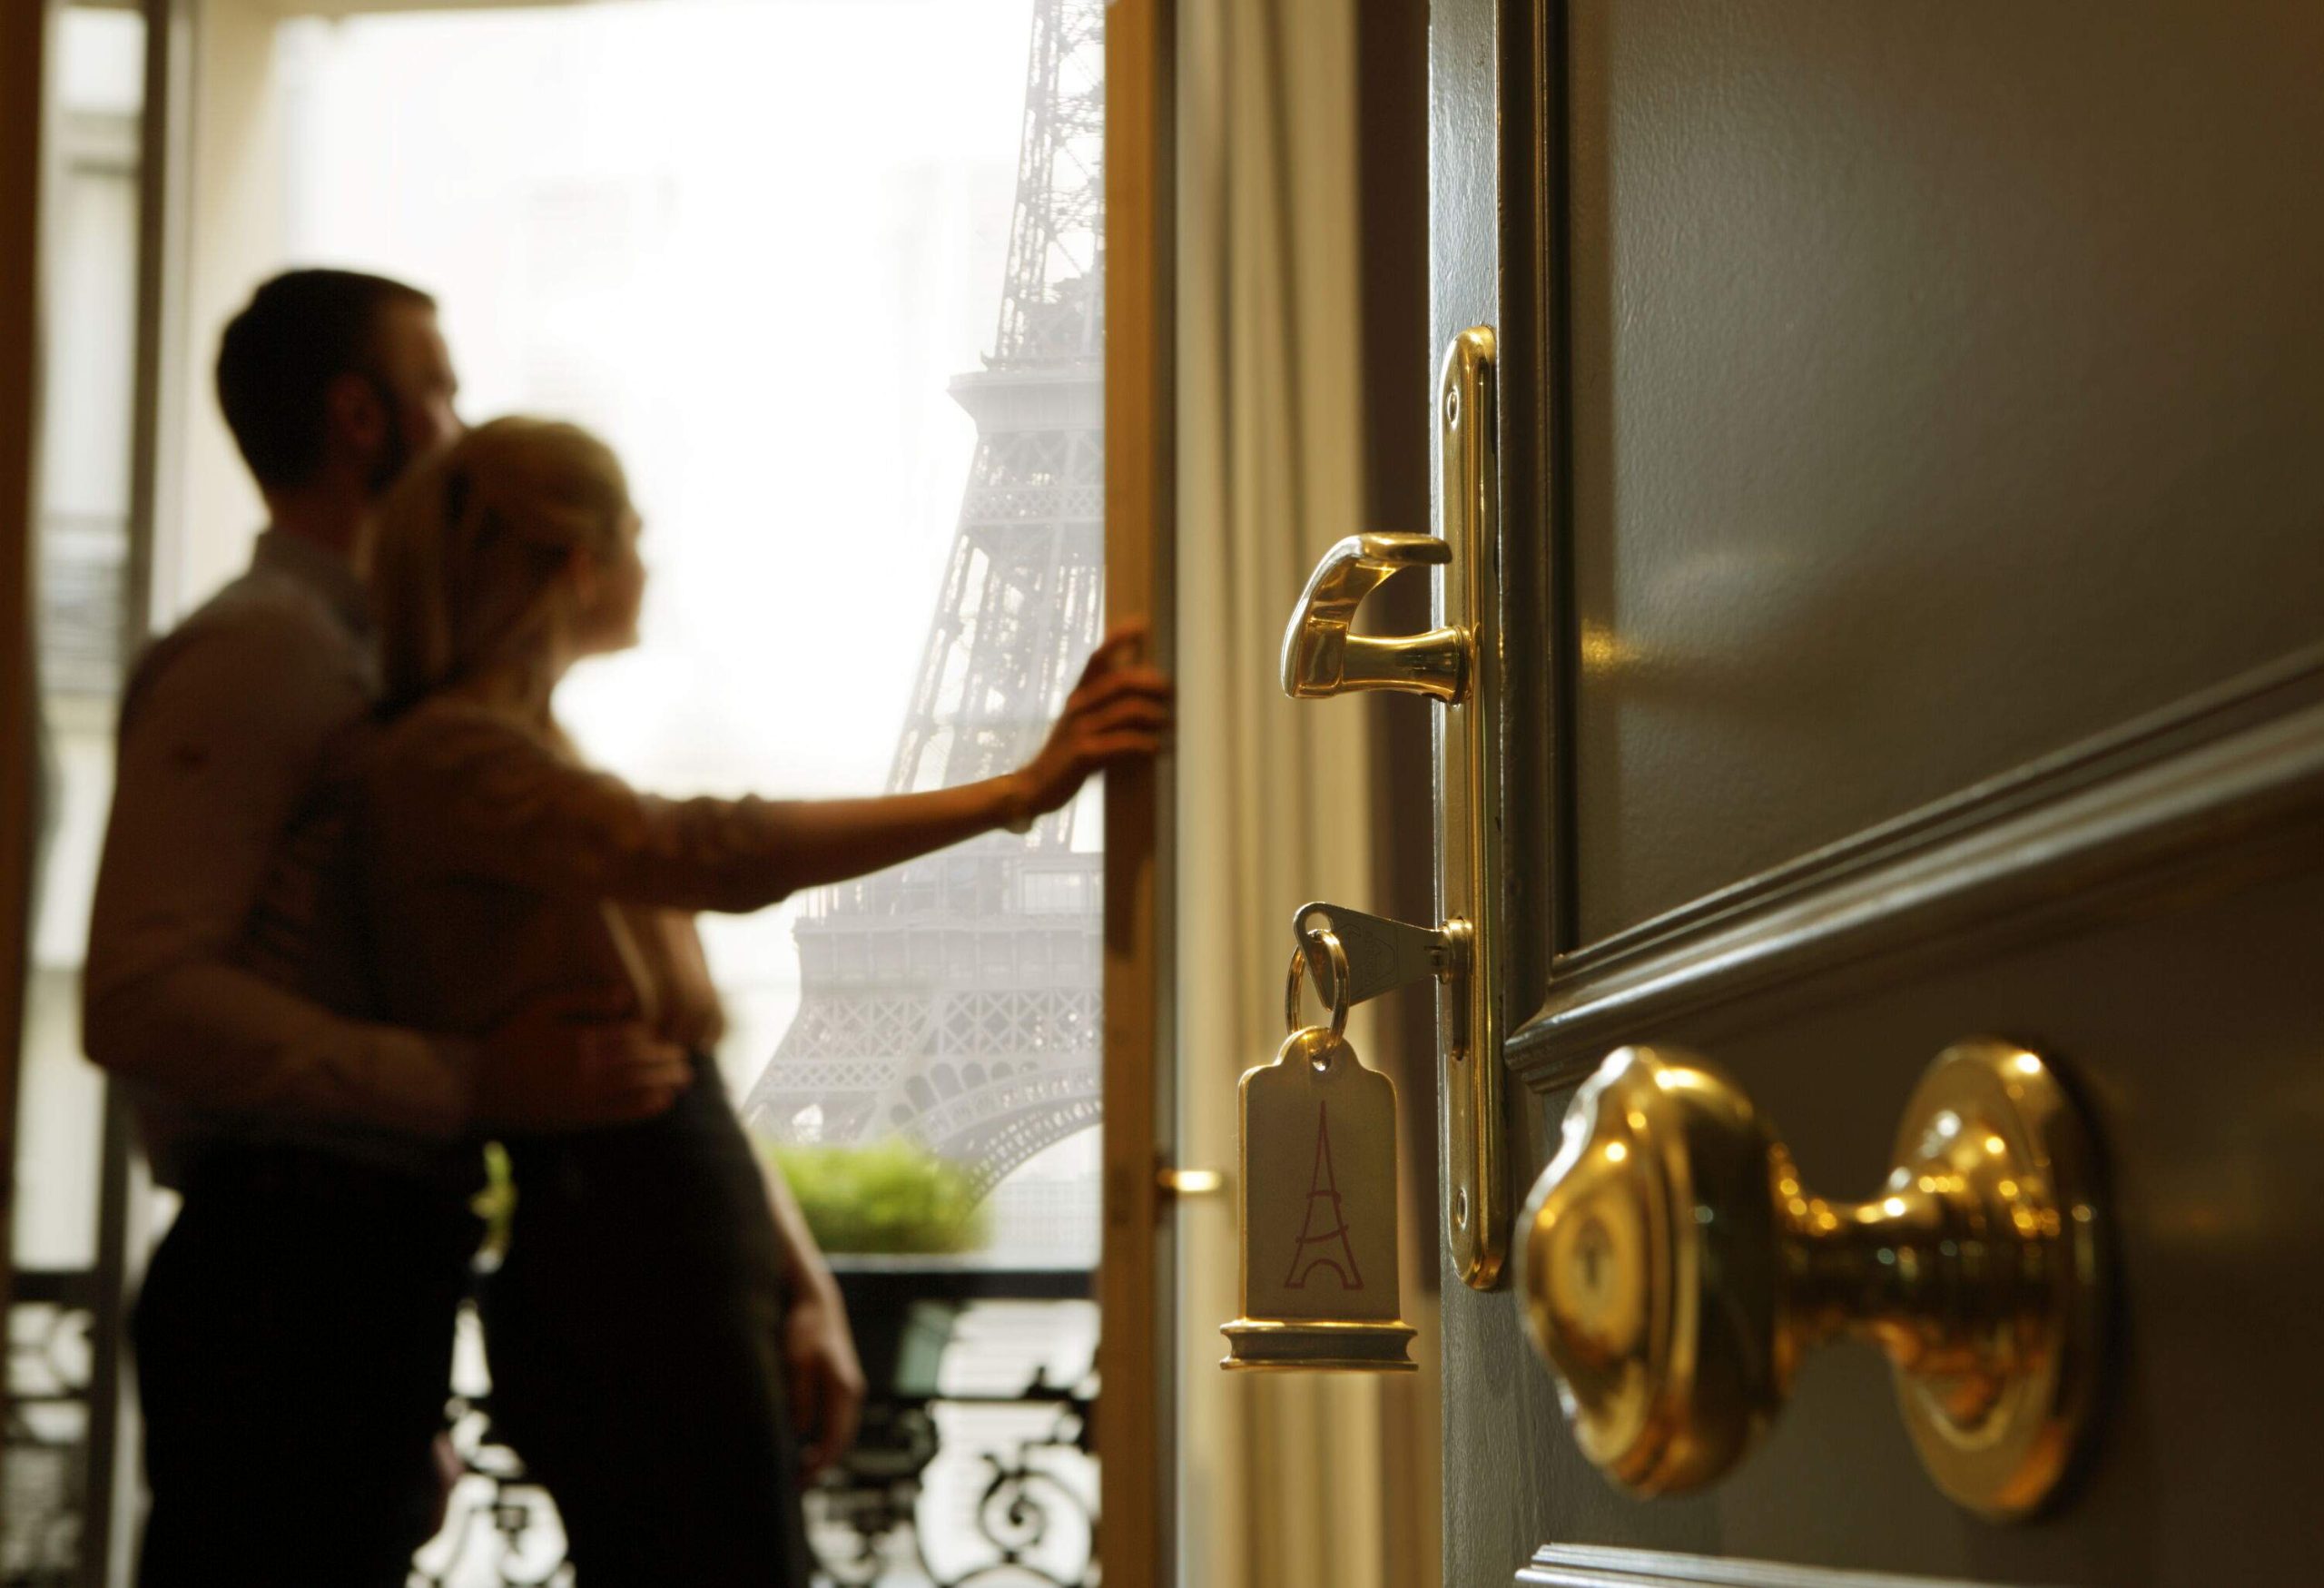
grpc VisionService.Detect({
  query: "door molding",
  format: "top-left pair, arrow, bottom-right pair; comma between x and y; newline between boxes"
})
1510,646 -> 2324,1089
1521,1544 -> 1984,1588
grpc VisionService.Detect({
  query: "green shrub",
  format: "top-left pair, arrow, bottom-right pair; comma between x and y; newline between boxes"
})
763,1138 -> 990,1256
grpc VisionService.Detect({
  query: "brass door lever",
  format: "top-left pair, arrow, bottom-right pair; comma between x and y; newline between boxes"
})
1278,534 -> 1469,702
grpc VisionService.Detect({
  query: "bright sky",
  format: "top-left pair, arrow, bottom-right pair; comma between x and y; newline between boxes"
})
276,0 -> 1044,1088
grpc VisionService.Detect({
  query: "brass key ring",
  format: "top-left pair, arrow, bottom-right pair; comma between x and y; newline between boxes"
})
1285,927 -> 1352,1044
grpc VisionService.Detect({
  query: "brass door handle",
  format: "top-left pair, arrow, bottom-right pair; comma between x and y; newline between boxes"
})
1279,533 -> 1468,702
1516,1039 -> 2105,1520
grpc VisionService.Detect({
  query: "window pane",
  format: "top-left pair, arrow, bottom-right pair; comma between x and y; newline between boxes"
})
265,0 -> 1104,1264
6,11 -> 147,1584
17,3 -> 144,1278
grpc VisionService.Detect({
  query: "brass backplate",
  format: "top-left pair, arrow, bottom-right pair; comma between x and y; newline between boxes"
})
1886,1038 -> 2105,1519
1436,325 -> 1506,1290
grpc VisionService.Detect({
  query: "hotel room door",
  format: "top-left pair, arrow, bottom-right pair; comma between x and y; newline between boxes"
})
1425,3 -> 2324,1583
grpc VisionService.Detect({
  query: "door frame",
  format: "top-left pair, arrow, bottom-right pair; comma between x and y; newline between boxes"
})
0,0 -> 55,1414
5,5 -> 185,1579
1424,0 -> 1571,1579
1099,0 -> 1177,1582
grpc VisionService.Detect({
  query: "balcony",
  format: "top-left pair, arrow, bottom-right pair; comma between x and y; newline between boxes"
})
417,1261 -> 1098,1588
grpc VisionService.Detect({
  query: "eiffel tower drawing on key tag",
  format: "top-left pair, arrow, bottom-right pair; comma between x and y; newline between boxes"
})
1285,1102 -> 1364,1290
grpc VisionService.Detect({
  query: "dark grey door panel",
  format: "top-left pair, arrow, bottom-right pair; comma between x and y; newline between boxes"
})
1565,1 -> 2324,942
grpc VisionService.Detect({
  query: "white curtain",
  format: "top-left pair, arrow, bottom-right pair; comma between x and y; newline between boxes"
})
1173,0 -> 1436,1582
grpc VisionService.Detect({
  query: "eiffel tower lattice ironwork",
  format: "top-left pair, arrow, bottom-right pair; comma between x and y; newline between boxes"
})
741,0 -> 1107,1202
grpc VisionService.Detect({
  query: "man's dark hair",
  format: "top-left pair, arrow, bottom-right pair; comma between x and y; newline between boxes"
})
214,268 -> 435,489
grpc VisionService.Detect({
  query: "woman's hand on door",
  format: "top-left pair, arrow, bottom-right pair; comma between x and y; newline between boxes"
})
1008,620 -> 1174,821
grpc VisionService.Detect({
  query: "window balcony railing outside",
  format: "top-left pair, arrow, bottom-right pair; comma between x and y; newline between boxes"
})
417,1265 -> 1098,1588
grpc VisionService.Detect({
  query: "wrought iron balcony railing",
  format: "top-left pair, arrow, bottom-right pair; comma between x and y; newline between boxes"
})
414,1262 -> 1098,1588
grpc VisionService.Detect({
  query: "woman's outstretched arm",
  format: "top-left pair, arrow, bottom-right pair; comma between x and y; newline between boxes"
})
385,627 -> 1180,911
376,626 -> 1171,912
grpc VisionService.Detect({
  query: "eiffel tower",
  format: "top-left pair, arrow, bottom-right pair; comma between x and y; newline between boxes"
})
1284,1104 -> 1365,1291
741,0 -> 1107,1201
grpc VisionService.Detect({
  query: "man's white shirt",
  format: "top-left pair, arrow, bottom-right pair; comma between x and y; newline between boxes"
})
83,528 -> 478,1185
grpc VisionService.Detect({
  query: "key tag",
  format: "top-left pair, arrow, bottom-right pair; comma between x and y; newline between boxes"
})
1221,929 -> 1417,1372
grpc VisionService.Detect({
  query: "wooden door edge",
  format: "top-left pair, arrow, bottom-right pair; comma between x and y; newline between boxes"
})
0,0 -> 54,1429
1098,0 -> 1177,1583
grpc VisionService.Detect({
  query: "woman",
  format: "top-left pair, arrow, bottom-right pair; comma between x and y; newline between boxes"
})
356,417 -> 1168,1582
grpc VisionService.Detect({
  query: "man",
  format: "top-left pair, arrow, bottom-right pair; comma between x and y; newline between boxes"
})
84,270 -> 697,1586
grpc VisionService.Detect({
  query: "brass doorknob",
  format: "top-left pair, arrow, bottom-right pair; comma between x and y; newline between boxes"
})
1515,1040 -> 2104,1519
1279,533 -> 1467,702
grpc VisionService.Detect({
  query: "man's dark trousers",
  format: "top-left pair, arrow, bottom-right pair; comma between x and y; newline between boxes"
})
132,1147 -> 480,1588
